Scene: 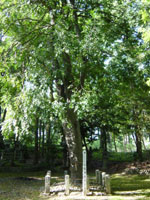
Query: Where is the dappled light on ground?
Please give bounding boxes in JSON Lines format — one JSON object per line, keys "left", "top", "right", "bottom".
{"left": 111, "top": 174, "right": 150, "bottom": 199}
{"left": 0, "top": 172, "right": 150, "bottom": 200}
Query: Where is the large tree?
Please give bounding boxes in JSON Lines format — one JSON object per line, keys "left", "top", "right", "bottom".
{"left": 0, "top": 0, "right": 145, "bottom": 179}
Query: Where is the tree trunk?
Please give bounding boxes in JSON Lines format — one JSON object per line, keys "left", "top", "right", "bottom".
{"left": 142, "top": 136, "right": 146, "bottom": 150}
{"left": 100, "top": 127, "right": 108, "bottom": 171}
{"left": 42, "top": 124, "right": 45, "bottom": 158}
{"left": 63, "top": 108, "right": 82, "bottom": 183}
{"left": 10, "top": 134, "right": 16, "bottom": 166}
{"left": 61, "top": 128, "right": 69, "bottom": 169}
{"left": 135, "top": 126, "right": 143, "bottom": 161}
{"left": 123, "top": 135, "right": 127, "bottom": 152}
{"left": 38, "top": 120, "right": 42, "bottom": 158}
{"left": 132, "top": 108, "right": 143, "bottom": 161}
{"left": 113, "top": 134, "right": 117, "bottom": 152}
{"left": 0, "top": 106, "right": 6, "bottom": 150}
{"left": 34, "top": 117, "right": 39, "bottom": 165}
{"left": 45, "top": 123, "right": 51, "bottom": 166}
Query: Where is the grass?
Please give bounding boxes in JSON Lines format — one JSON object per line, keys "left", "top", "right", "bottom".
{"left": 0, "top": 171, "right": 46, "bottom": 200}
{"left": 0, "top": 171, "right": 61, "bottom": 200}
{"left": 111, "top": 174, "right": 150, "bottom": 200}
{"left": 0, "top": 171, "right": 150, "bottom": 200}
{"left": 0, "top": 177, "right": 43, "bottom": 200}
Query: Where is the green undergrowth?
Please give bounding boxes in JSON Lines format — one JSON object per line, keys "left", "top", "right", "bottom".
{"left": 0, "top": 171, "right": 45, "bottom": 178}
{"left": 92, "top": 150, "right": 150, "bottom": 163}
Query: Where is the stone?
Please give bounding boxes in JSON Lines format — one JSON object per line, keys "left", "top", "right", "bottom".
{"left": 98, "top": 171, "right": 102, "bottom": 185}
{"left": 105, "top": 174, "right": 111, "bottom": 194}
{"left": 82, "top": 148, "right": 87, "bottom": 196}
{"left": 102, "top": 172, "right": 106, "bottom": 187}
{"left": 45, "top": 174, "right": 50, "bottom": 193}
{"left": 65, "top": 175, "right": 70, "bottom": 195}
{"left": 87, "top": 175, "right": 89, "bottom": 191}
{"left": 100, "top": 171, "right": 103, "bottom": 185}
{"left": 86, "top": 191, "right": 93, "bottom": 196}
{"left": 58, "top": 192, "right": 65, "bottom": 197}
{"left": 95, "top": 169, "right": 99, "bottom": 184}
{"left": 47, "top": 170, "right": 51, "bottom": 176}
{"left": 64, "top": 170, "right": 68, "bottom": 177}
{"left": 95, "top": 192, "right": 104, "bottom": 196}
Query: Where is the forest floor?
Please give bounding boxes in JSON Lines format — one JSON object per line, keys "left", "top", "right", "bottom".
{"left": 0, "top": 170, "right": 150, "bottom": 200}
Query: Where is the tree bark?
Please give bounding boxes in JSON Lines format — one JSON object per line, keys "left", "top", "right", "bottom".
{"left": 132, "top": 108, "right": 143, "bottom": 161}
{"left": 55, "top": 53, "right": 83, "bottom": 182}
{"left": 113, "top": 134, "right": 117, "bottom": 152}
{"left": 123, "top": 135, "right": 127, "bottom": 152}
{"left": 33, "top": 117, "right": 39, "bottom": 165}
{"left": 38, "top": 120, "right": 42, "bottom": 158}
{"left": 42, "top": 124, "right": 45, "bottom": 158}
{"left": 63, "top": 108, "right": 82, "bottom": 183}
{"left": 61, "top": 128, "right": 69, "bottom": 169}
{"left": 100, "top": 127, "right": 108, "bottom": 171}
{"left": 134, "top": 126, "right": 143, "bottom": 161}
{"left": 0, "top": 106, "right": 6, "bottom": 150}
{"left": 45, "top": 123, "right": 51, "bottom": 166}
